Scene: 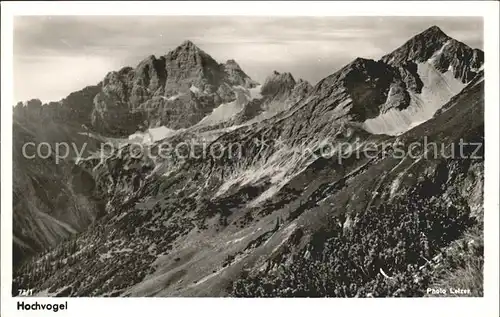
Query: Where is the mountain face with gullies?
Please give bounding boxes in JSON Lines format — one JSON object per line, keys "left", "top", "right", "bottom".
{"left": 381, "top": 25, "right": 484, "bottom": 82}
{"left": 229, "top": 71, "right": 314, "bottom": 126}
{"left": 13, "top": 26, "right": 485, "bottom": 298}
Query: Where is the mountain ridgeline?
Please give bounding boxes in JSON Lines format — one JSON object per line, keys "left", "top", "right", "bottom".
{"left": 13, "top": 25, "right": 484, "bottom": 297}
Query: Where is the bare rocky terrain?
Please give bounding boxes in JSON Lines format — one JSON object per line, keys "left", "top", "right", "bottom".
{"left": 12, "top": 25, "right": 484, "bottom": 297}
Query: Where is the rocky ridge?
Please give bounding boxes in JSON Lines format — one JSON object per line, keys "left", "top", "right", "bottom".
{"left": 91, "top": 41, "right": 259, "bottom": 136}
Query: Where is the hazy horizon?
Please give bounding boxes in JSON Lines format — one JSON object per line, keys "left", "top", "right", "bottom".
{"left": 14, "top": 16, "right": 483, "bottom": 103}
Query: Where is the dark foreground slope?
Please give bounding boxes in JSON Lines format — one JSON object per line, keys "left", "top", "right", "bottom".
{"left": 230, "top": 73, "right": 484, "bottom": 297}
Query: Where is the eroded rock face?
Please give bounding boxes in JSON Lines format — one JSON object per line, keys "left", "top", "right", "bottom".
{"left": 12, "top": 26, "right": 485, "bottom": 298}
{"left": 91, "top": 41, "right": 261, "bottom": 136}
{"left": 261, "top": 71, "right": 297, "bottom": 96}
{"left": 13, "top": 70, "right": 484, "bottom": 297}
{"left": 382, "top": 25, "right": 483, "bottom": 83}
{"left": 382, "top": 26, "right": 452, "bottom": 64}
{"left": 291, "top": 78, "right": 314, "bottom": 101}
{"left": 223, "top": 59, "right": 259, "bottom": 88}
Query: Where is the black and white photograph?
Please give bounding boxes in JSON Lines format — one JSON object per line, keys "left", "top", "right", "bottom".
{"left": 1, "top": 2, "right": 499, "bottom": 317}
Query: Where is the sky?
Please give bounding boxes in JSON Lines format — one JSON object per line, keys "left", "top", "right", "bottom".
{"left": 14, "top": 16, "right": 483, "bottom": 103}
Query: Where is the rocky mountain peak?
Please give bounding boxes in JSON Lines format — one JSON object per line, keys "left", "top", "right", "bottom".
{"left": 346, "top": 57, "right": 377, "bottom": 70}
{"left": 326, "top": 57, "right": 391, "bottom": 85}
{"left": 90, "top": 39, "right": 266, "bottom": 135}
{"left": 421, "top": 25, "right": 449, "bottom": 38}
{"left": 290, "top": 78, "right": 313, "bottom": 102}
{"left": 381, "top": 25, "right": 483, "bottom": 83}
{"left": 381, "top": 25, "right": 451, "bottom": 65}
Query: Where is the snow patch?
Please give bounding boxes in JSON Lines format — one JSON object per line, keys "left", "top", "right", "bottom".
{"left": 149, "top": 126, "right": 178, "bottom": 141}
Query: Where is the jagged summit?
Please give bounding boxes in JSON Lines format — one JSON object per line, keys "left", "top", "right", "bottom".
{"left": 223, "top": 59, "right": 258, "bottom": 88}
{"left": 268, "top": 71, "right": 296, "bottom": 83}
{"left": 165, "top": 40, "right": 213, "bottom": 62}
{"left": 261, "top": 71, "right": 297, "bottom": 96}
{"left": 225, "top": 59, "right": 240, "bottom": 67}
{"left": 160, "top": 40, "right": 225, "bottom": 92}
{"left": 421, "top": 25, "right": 449, "bottom": 38}
{"left": 316, "top": 57, "right": 387, "bottom": 89}
{"left": 381, "top": 25, "right": 483, "bottom": 83}
{"left": 179, "top": 39, "right": 199, "bottom": 50}
{"left": 350, "top": 57, "right": 374, "bottom": 65}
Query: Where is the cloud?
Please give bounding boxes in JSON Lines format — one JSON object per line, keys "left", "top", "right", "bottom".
{"left": 13, "top": 16, "right": 483, "bottom": 102}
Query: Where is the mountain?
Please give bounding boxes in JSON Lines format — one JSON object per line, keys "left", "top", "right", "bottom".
{"left": 252, "top": 71, "right": 313, "bottom": 119}
{"left": 12, "top": 26, "right": 484, "bottom": 297}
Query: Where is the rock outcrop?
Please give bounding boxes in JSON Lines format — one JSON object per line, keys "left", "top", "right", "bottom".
{"left": 91, "top": 41, "right": 261, "bottom": 136}
{"left": 382, "top": 25, "right": 484, "bottom": 83}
